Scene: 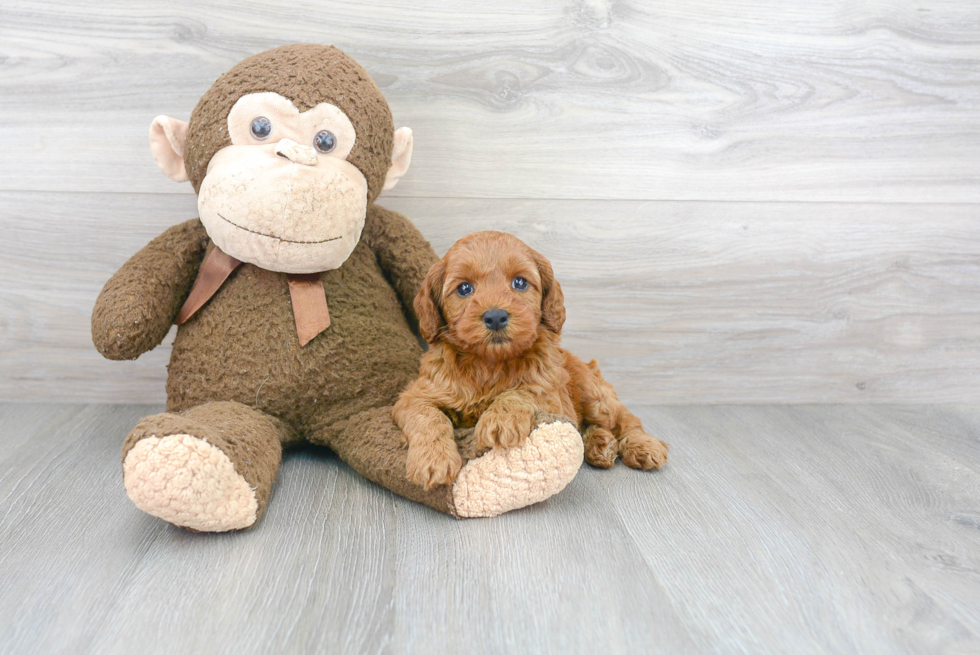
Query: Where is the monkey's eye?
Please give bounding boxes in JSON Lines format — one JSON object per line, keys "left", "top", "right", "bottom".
{"left": 512, "top": 276, "right": 528, "bottom": 291}
{"left": 314, "top": 130, "right": 337, "bottom": 153}
{"left": 250, "top": 117, "right": 272, "bottom": 140}
{"left": 456, "top": 282, "right": 474, "bottom": 297}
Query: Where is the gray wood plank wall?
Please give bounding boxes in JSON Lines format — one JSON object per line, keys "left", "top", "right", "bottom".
{"left": 1, "top": 0, "right": 978, "bottom": 404}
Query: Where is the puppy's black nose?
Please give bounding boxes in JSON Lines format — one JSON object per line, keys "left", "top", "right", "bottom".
{"left": 483, "top": 308, "right": 509, "bottom": 331}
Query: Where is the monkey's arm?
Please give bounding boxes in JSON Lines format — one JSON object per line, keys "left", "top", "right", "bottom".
{"left": 362, "top": 204, "right": 439, "bottom": 334}
{"left": 92, "top": 218, "right": 209, "bottom": 360}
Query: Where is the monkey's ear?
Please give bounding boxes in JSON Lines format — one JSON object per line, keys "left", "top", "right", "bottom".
{"left": 414, "top": 257, "right": 446, "bottom": 343}
{"left": 149, "top": 116, "right": 190, "bottom": 183}
{"left": 382, "top": 127, "right": 413, "bottom": 191}
{"left": 532, "top": 250, "right": 566, "bottom": 334}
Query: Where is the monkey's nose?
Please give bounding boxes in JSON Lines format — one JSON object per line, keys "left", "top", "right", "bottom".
{"left": 274, "top": 138, "right": 318, "bottom": 166}
{"left": 482, "top": 308, "right": 509, "bottom": 331}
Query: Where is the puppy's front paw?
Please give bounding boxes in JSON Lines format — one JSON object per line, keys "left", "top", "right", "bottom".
{"left": 474, "top": 403, "right": 535, "bottom": 449}
{"left": 621, "top": 432, "right": 668, "bottom": 470}
{"left": 406, "top": 439, "right": 463, "bottom": 489}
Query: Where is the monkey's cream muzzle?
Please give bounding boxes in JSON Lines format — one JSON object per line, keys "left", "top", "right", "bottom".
{"left": 197, "top": 140, "right": 368, "bottom": 274}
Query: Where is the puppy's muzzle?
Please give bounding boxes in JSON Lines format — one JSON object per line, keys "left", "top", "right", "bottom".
{"left": 483, "top": 308, "right": 509, "bottom": 331}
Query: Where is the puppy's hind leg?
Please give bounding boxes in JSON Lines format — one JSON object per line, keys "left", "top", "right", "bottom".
{"left": 617, "top": 416, "right": 668, "bottom": 471}
{"left": 580, "top": 359, "right": 668, "bottom": 471}
{"left": 583, "top": 425, "right": 618, "bottom": 468}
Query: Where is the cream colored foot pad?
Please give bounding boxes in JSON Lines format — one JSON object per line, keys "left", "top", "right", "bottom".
{"left": 123, "top": 434, "right": 258, "bottom": 532}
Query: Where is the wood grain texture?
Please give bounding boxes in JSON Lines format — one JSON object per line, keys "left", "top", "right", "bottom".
{"left": 0, "top": 0, "right": 978, "bottom": 201}
{"left": 2, "top": 191, "right": 978, "bottom": 404}
{"left": 0, "top": 403, "right": 978, "bottom": 654}
{"left": 607, "top": 404, "right": 980, "bottom": 654}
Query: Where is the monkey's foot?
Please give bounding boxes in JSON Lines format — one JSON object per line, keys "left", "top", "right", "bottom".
{"left": 450, "top": 412, "right": 584, "bottom": 518}
{"left": 124, "top": 433, "right": 259, "bottom": 532}
{"left": 121, "top": 403, "right": 284, "bottom": 532}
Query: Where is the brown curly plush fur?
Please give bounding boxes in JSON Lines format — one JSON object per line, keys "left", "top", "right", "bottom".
{"left": 93, "top": 203, "right": 446, "bottom": 516}
{"left": 393, "top": 231, "right": 668, "bottom": 489}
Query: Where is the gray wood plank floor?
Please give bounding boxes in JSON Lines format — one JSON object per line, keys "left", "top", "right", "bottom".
{"left": 1, "top": 403, "right": 978, "bottom": 654}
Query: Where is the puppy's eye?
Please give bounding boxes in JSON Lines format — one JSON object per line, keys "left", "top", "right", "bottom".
{"left": 512, "top": 276, "right": 528, "bottom": 291}
{"left": 251, "top": 117, "right": 272, "bottom": 140}
{"left": 457, "top": 282, "right": 474, "bottom": 297}
{"left": 314, "top": 130, "right": 336, "bottom": 153}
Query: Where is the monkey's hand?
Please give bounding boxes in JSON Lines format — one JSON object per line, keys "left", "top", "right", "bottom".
{"left": 474, "top": 390, "right": 537, "bottom": 450}
{"left": 92, "top": 219, "right": 207, "bottom": 360}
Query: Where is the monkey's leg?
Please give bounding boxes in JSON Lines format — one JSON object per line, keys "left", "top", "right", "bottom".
{"left": 321, "top": 408, "right": 584, "bottom": 518}
{"left": 121, "top": 401, "right": 289, "bottom": 532}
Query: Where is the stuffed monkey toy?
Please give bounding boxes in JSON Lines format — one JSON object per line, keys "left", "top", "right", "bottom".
{"left": 91, "top": 44, "right": 583, "bottom": 531}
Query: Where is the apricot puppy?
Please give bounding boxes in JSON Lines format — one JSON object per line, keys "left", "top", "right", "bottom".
{"left": 393, "top": 231, "right": 668, "bottom": 489}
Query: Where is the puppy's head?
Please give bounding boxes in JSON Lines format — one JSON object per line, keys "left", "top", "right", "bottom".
{"left": 415, "top": 231, "right": 565, "bottom": 359}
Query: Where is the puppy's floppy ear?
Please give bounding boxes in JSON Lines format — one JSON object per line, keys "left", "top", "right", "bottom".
{"left": 414, "top": 258, "right": 447, "bottom": 343}
{"left": 532, "top": 249, "right": 565, "bottom": 334}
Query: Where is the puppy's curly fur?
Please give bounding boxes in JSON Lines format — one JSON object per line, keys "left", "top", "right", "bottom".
{"left": 393, "top": 231, "right": 668, "bottom": 489}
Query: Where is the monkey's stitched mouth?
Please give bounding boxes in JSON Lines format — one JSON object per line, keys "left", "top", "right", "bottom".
{"left": 217, "top": 213, "right": 343, "bottom": 245}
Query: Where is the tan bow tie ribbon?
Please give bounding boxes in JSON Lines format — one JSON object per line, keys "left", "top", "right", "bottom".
{"left": 175, "top": 246, "right": 331, "bottom": 347}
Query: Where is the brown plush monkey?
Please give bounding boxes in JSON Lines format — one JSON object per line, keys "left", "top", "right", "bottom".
{"left": 92, "top": 44, "right": 583, "bottom": 531}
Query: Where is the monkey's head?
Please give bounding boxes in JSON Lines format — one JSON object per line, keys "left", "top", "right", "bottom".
{"left": 149, "top": 44, "right": 412, "bottom": 274}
